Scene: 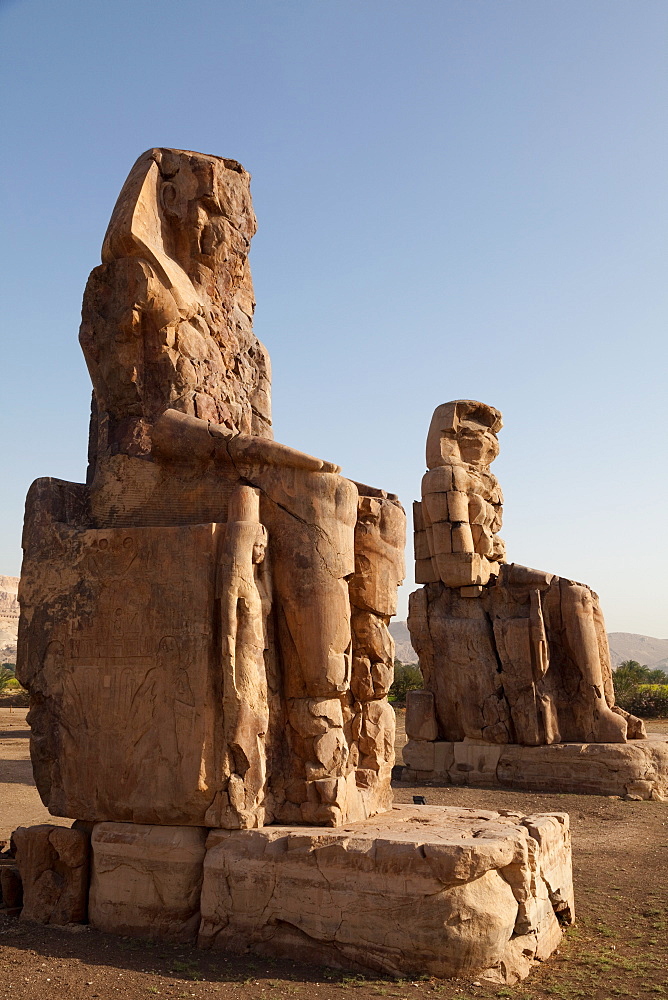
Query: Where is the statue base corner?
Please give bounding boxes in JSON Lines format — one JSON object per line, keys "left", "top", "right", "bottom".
{"left": 401, "top": 735, "right": 668, "bottom": 800}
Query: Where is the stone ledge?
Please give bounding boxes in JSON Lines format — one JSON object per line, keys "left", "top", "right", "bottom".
{"left": 198, "top": 804, "right": 573, "bottom": 983}
{"left": 402, "top": 736, "right": 668, "bottom": 800}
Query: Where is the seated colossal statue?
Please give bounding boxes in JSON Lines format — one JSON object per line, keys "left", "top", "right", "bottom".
{"left": 17, "top": 148, "right": 405, "bottom": 828}
{"left": 408, "top": 400, "right": 644, "bottom": 747}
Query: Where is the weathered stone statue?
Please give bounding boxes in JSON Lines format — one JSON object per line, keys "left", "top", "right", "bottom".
{"left": 12, "top": 157, "right": 578, "bottom": 984}
{"left": 17, "top": 148, "right": 405, "bottom": 828}
{"left": 408, "top": 399, "right": 644, "bottom": 749}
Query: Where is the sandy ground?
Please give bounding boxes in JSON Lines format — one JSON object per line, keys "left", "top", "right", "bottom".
{"left": 0, "top": 707, "right": 71, "bottom": 843}
{"left": 1, "top": 708, "right": 667, "bottom": 1000}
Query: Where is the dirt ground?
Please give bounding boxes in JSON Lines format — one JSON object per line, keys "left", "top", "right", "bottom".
{"left": 1, "top": 707, "right": 667, "bottom": 1000}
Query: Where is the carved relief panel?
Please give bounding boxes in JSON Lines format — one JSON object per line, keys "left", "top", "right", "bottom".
{"left": 20, "top": 520, "right": 227, "bottom": 825}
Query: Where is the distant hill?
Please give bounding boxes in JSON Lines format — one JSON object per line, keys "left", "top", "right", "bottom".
{"left": 389, "top": 620, "right": 668, "bottom": 670}
{"left": 607, "top": 633, "right": 668, "bottom": 670}
{"left": 389, "top": 621, "right": 416, "bottom": 664}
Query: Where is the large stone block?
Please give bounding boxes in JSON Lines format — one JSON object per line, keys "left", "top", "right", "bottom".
{"left": 19, "top": 514, "right": 229, "bottom": 826}
{"left": 405, "top": 689, "right": 438, "bottom": 741}
{"left": 451, "top": 740, "right": 503, "bottom": 787}
{"left": 497, "top": 737, "right": 668, "bottom": 800}
{"left": 401, "top": 737, "right": 668, "bottom": 799}
{"left": 198, "top": 804, "right": 573, "bottom": 983}
{"left": 402, "top": 739, "right": 435, "bottom": 771}
{"left": 89, "top": 823, "right": 207, "bottom": 942}
{"left": 13, "top": 823, "right": 89, "bottom": 924}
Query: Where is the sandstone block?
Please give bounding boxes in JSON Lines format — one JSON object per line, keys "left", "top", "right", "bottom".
{"left": 350, "top": 495, "right": 405, "bottom": 617}
{"left": 199, "top": 804, "right": 573, "bottom": 983}
{"left": 415, "top": 557, "right": 439, "bottom": 584}
{"left": 451, "top": 741, "right": 502, "bottom": 786}
{"left": 433, "top": 551, "right": 490, "bottom": 588}
{"left": 451, "top": 522, "right": 475, "bottom": 553}
{"left": 423, "top": 492, "right": 449, "bottom": 525}
{"left": 497, "top": 738, "right": 668, "bottom": 799}
{"left": 431, "top": 521, "right": 452, "bottom": 555}
{"left": 422, "top": 468, "right": 452, "bottom": 495}
{"left": 19, "top": 517, "right": 230, "bottom": 825}
{"left": 403, "top": 741, "right": 455, "bottom": 777}
{"left": 447, "top": 491, "right": 470, "bottom": 522}
{"left": 89, "top": 823, "right": 207, "bottom": 942}
{"left": 403, "top": 739, "right": 435, "bottom": 771}
{"left": 413, "top": 500, "right": 425, "bottom": 532}
{"left": 434, "top": 740, "right": 455, "bottom": 774}
{"left": 413, "top": 529, "right": 430, "bottom": 562}
{"left": 405, "top": 689, "right": 438, "bottom": 741}
{"left": 403, "top": 737, "right": 668, "bottom": 799}
{"left": 13, "top": 824, "right": 89, "bottom": 924}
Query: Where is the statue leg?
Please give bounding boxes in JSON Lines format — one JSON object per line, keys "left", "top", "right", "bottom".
{"left": 258, "top": 468, "right": 358, "bottom": 824}
{"left": 558, "top": 579, "right": 627, "bottom": 743}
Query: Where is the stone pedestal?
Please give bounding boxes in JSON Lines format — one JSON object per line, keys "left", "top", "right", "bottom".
{"left": 15, "top": 805, "right": 572, "bottom": 982}
{"left": 402, "top": 736, "right": 668, "bottom": 800}
{"left": 198, "top": 804, "right": 573, "bottom": 984}
{"left": 89, "top": 823, "right": 207, "bottom": 942}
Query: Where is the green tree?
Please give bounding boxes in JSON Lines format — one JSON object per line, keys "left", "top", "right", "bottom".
{"left": 389, "top": 661, "right": 423, "bottom": 704}
{"left": 613, "top": 660, "right": 668, "bottom": 699}
{"left": 0, "top": 665, "right": 16, "bottom": 691}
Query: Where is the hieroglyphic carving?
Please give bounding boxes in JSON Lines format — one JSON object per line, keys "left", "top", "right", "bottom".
{"left": 19, "top": 511, "right": 226, "bottom": 824}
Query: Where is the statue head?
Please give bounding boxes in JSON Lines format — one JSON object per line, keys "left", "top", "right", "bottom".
{"left": 426, "top": 400, "right": 502, "bottom": 470}
{"left": 101, "top": 148, "right": 257, "bottom": 307}
{"left": 252, "top": 535, "right": 267, "bottom": 565}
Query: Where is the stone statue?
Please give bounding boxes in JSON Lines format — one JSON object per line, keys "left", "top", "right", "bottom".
{"left": 408, "top": 400, "right": 644, "bottom": 748}
{"left": 11, "top": 156, "right": 582, "bottom": 986}
{"left": 17, "top": 148, "right": 405, "bottom": 828}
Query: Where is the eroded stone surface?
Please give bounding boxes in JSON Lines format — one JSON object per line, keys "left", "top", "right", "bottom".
{"left": 402, "top": 737, "right": 668, "bottom": 800}
{"left": 13, "top": 823, "right": 89, "bottom": 924}
{"left": 81, "top": 148, "right": 271, "bottom": 456}
{"left": 19, "top": 512, "right": 229, "bottom": 825}
{"left": 405, "top": 689, "right": 438, "bottom": 741}
{"left": 89, "top": 823, "right": 207, "bottom": 942}
{"left": 199, "top": 804, "right": 573, "bottom": 983}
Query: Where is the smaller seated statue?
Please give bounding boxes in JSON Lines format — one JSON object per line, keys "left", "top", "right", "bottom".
{"left": 409, "top": 400, "right": 644, "bottom": 746}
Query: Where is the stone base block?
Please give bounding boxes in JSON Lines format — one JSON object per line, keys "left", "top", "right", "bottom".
{"left": 402, "top": 736, "right": 668, "bottom": 800}
{"left": 13, "top": 823, "right": 90, "bottom": 924}
{"left": 89, "top": 823, "right": 207, "bottom": 942}
{"left": 198, "top": 804, "right": 574, "bottom": 984}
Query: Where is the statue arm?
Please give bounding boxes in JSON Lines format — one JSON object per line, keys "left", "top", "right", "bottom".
{"left": 152, "top": 408, "right": 341, "bottom": 473}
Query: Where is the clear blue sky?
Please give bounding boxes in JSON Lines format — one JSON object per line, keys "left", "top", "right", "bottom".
{"left": 1, "top": 0, "right": 666, "bottom": 635}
